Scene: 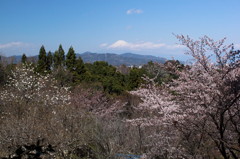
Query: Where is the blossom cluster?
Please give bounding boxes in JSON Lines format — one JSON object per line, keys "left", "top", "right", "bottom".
{"left": 0, "top": 64, "right": 71, "bottom": 107}
{"left": 126, "top": 36, "right": 240, "bottom": 158}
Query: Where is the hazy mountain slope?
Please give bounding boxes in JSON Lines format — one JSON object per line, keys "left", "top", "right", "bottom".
{"left": 1, "top": 52, "right": 167, "bottom": 66}
{"left": 78, "top": 52, "right": 166, "bottom": 66}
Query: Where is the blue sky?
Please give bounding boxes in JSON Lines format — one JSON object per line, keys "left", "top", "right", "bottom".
{"left": 0, "top": 0, "right": 239, "bottom": 61}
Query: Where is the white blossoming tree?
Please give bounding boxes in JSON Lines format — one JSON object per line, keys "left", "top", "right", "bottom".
{"left": 0, "top": 64, "right": 71, "bottom": 151}
{"left": 0, "top": 64, "right": 70, "bottom": 108}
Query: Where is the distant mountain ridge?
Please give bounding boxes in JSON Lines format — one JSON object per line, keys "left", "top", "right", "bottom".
{"left": 77, "top": 52, "right": 167, "bottom": 66}
{"left": 1, "top": 52, "right": 167, "bottom": 66}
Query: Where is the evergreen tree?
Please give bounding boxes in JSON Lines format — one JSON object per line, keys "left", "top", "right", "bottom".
{"left": 53, "top": 45, "right": 65, "bottom": 69}
{"left": 66, "top": 46, "right": 76, "bottom": 72}
{"left": 0, "top": 62, "right": 6, "bottom": 85}
{"left": 75, "top": 58, "right": 85, "bottom": 74}
{"left": 127, "top": 67, "right": 145, "bottom": 90}
{"left": 53, "top": 50, "right": 60, "bottom": 69}
{"left": 58, "top": 44, "right": 65, "bottom": 67}
{"left": 37, "top": 45, "right": 47, "bottom": 74}
{"left": 46, "top": 51, "right": 53, "bottom": 71}
{"left": 21, "top": 53, "right": 27, "bottom": 64}
{"left": 72, "top": 57, "right": 86, "bottom": 82}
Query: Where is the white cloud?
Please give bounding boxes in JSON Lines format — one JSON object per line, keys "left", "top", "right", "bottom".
{"left": 165, "top": 44, "right": 186, "bottom": 49}
{"left": 104, "top": 40, "right": 185, "bottom": 50}
{"left": 126, "top": 9, "right": 143, "bottom": 15}
{"left": 0, "top": 42, "right": 27, "bottom": 49}
{"left": 0, "top": 42, "right": 36, "bottom": 56}
{"left": 108, "top": 40, "right": 165, "bottom": 50}
{"left": 235, "top": 43, "right": 240, "bottom": 49}
{"left": 100, "top": 43, "right": 108, "bottom": 47}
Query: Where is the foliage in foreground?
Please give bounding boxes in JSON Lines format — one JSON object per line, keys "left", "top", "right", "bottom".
{"left": 0, "top": 64, "right": 143, "bottom": 158}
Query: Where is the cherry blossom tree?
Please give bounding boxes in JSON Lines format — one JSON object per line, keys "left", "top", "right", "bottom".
{"left": 173, "top": 35, "right": 240, "bottom": 159}
{"left": 128, "top": 35, "right": 240, "bottom": 158}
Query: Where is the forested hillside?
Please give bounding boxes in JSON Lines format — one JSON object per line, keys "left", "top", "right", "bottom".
{"left": 0, "top": 36, "right": 240, "bottom": 159}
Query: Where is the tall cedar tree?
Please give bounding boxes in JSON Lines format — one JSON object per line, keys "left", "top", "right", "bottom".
{"left": 21, "top": 53, "right": 27, "bottom": 64}
{"left": 46, "top": 51, "right": 53, "bottom": 71}
{"left": 37, "top": 46, "right": 47, "bottom": 74}
{"left": 53, "top": 45, "right": 65, "bottom": 69}
{"left": 58, "top": 44, "right": 65, "bottom": 67}
{"left": 66, "top": 46, "right": 76, "bottom": 72}
{"left": 53, "top": 50, "right": 59, "bottom": 69}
